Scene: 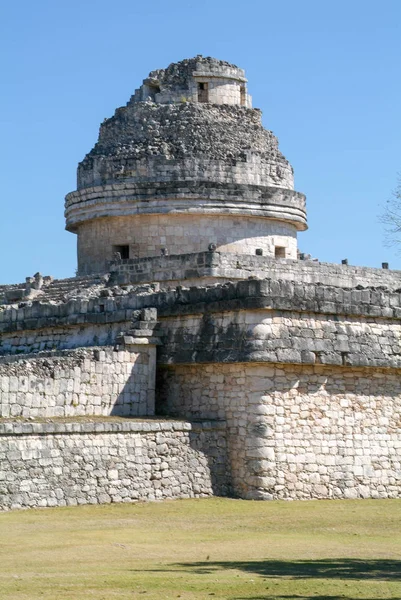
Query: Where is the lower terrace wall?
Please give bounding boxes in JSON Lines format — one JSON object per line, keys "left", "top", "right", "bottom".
{"left": 0, "top": 420, "right": 229, "bottom": 510}
{"left": 0, "top": 346, "right": 155, "bottom": 418}
{"left": 157, "top": 363, "right": 401, "bottom": 501}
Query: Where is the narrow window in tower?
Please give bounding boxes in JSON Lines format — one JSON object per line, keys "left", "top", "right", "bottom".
{"left": 275, "top": 246, "right": 286, "bottom": 259}
{"left": 113, "top": 245, "right": 130, "bottom": 260}
{"left": 240, "top": 85, "right": 246, "bottom": 106}
{"left": 198, "top": 82, "right": 209, "bottom": 103}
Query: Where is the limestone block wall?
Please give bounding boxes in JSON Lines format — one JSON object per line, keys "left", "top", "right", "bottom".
{"left": 74, "top": 102, "right": 295, "bottom": 192}
{"left": 0, "top": 346, "right": 155, "bottom": 418}
{"left": 0, "top": 299, "right": 156, "bottom": 356}
{"left": 0, "top": 322, "right": 126, "bottom": 356}
{"left": 158, "top": 307, "right": 401, "bottom": 369}
{"left": 157, "top": 363, "right": 401, "bottom": 501}
{"left": 74, "top": 155, "right": 294, "bottom": 192}
{"left": 76, "top": 214, "right": 297, "bottom": 275}
{"left": 132, "top": 58, "right": 250, "bottom": 107}
{"left": 108, "top": 251, "right": 401, "bottom": 290}
{"left": 150, "top": 76, "right": 251, "bottom": 106}
{"left": 1, "top": 277, "right": 401, "bottom": 504}
{"left": 189, "top": 76, "right": 250, "bottom": 106}
{"left": 0, "top": 420, "right": 229, "bottom": 510}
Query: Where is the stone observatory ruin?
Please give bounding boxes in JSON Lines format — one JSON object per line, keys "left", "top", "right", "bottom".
{"left": 1, "top": 55, "right": 401, "bottom": 510}
{"left": 66, "top": 56, "right": 305, "bottom": 274}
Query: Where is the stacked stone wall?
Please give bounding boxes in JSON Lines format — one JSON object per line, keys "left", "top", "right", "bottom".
{"left": 0, "top": 322, "right": 126, "bottom": 356}
{"left": 108, "top": 251, "right": 401, "bottom": 290}
{"left": 0, "top": 420, "right": 228, "bottom": 510}
{"left": 2, "top": 277, "right": 401, "bottom": 504}
{"left": 132, "top": 56, "right": 249, "bottom": 106}
{"left": 2, "top": 278, "right": 401, "bottom": 366}
{"left": 75, "top": 155, "right": 292, "bottom": 192}
{"left": 157, "top": 363, "right": 401, "bottom": 500}
{"left": 158, "top": 308, "right": 401, "bottom": 368}
{"left": 76, "top": 103, "right": 293, "bottom": 190}
{"left": 76, "top": 214, "right": 297, "bottom": 274}
{"left": 0, "top": 346, "right": 155, "bottom": 418}
{"left": 3, "top": 278, "right": 401, "bottom": 331}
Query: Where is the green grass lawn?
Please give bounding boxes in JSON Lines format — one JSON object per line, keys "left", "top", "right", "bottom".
{"left": 0, "top": 497, "right": 400, "bottom": 600}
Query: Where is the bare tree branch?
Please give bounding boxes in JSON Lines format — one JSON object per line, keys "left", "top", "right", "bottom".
{"left": 379, "top": 176, "right": 401, "bottom": 248}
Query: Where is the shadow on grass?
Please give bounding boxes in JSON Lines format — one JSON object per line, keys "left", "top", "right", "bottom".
{"left": 131, "top": 559, "right": 401, "bottom": 598}
{"left": 170, "top": 558, "right": 401, "bottom": 581}
{"left": 232, "top": 597, "right": 401, "bottom": 600}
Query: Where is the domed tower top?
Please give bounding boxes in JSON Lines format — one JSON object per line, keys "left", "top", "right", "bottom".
{"left": 65, "top": 56, "right": 307, "bottom": 275}
{"left": 131, "top": 55, "right": 252, "bottom": 107}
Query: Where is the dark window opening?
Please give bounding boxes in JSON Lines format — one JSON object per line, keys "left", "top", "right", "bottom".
{"left": 275, "top": 246, "right": 286, "bottom": 259}
{"left": 198, "top": 82, "right": 209, "bottom": 103}
{"left": 113, "top": 245, "right": 130, "bottom": 260}
{"left": 240, "top": 85, "right": 246, "bottom": 106}
{"left": 147, "top": 84, "right": 160, "bottom": 101}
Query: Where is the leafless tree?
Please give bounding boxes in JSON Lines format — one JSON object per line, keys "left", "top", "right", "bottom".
{"left": 381, "top": 177, "right": 401, "bottom": 249}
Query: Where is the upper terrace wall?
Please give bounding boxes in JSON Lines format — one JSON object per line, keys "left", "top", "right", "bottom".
{"left": 107, "top": 251, "right": 401, "bottom": 290}
{"left": 2, "top": 279, "right": 401, "bottom": 369}
{"left": 3, "top": 253, "right": 398, "bottom": 309}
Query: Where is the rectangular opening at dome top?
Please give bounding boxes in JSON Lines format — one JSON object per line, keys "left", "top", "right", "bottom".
{"left": 275, "top": 246, "right": 286, "bottom": 259}
{"left": 113, "top": 245, "right": 129, "bottom": 260}
{"left": 147, "top": 84, "right": 160, "bottom": 101}
{"left": 240, "top": 85, "right": 246, "bottom": 106}
{"left": 198, "top": 82, "right": 209, "bottom": 103}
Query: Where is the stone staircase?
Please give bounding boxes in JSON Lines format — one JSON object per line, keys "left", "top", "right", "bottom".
{"left": 0, "top": 274, "right": 107, "bottom": 306}
{"left": 42, "top": 274, "right": 106, "bottom": 302}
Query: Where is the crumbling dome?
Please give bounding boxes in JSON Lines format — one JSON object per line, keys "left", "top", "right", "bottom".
{"left": 65, "top": 56, "right": 307, "bottom": 275}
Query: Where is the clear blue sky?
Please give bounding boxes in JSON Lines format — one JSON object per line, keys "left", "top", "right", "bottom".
{"left": 1, "top": 0, "right": 401, "bottom": 283}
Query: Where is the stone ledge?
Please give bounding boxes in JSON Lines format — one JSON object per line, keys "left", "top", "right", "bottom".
{"left": 0, "top": 419, "right": 226, "bottom": 436}
{"left": 192, "top": 70, "right": 247, "bottom": 82}
{"left": 65, "top": 181, "right": 307, "bottom": 231}
{"left": 2, "top": 278, "right": 401, "bottom": 340}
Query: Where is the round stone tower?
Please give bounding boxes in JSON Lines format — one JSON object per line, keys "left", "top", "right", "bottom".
{"left": 65, "top": 56, "right": 307, "bottom": 275}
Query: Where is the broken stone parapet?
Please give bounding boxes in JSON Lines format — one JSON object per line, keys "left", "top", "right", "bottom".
{"left": 130, "top": 56, "right": 250, "bottom": 106}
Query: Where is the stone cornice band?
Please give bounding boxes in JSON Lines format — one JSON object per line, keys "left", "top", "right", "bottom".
{"left": 65, "top": 182, "right": 307, "bottom": 232}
